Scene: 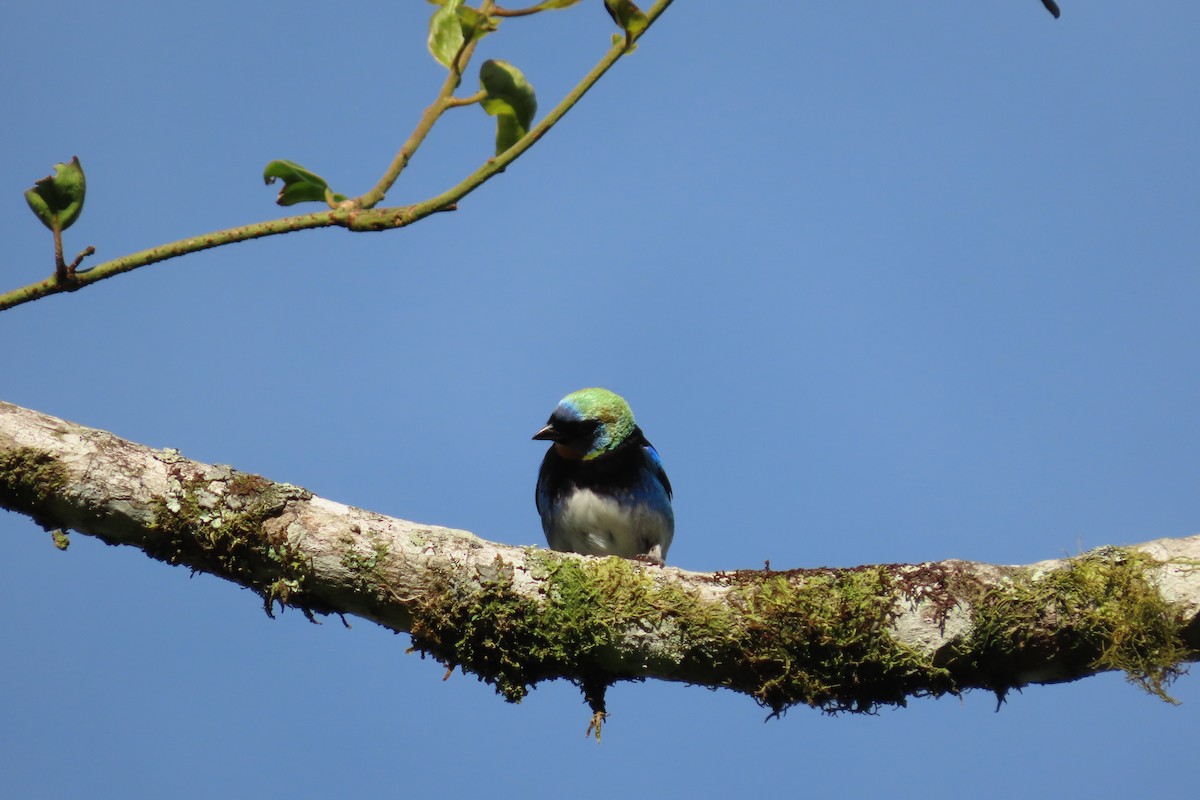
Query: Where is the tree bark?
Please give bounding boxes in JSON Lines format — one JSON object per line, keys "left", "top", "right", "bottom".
{"left": 2, "top": 399, "right": 1197, "bottom": 724}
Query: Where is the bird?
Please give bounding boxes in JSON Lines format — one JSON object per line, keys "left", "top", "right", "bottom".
{"left": 533, "top": 387, "right": 674, "bottom": 564}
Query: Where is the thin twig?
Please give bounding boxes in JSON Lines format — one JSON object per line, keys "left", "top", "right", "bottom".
{"left": 51, "top": 219, "right": 66, "bottom": 282}
{"left": 68, "top": 246, "right": 96, "bottom": 275}
{"left": 445, "top": 90, "right": 488, "bottom": 109}
{"left": 0, "top": 0, "right": 675, "bottom": 312}
{"left": 493, "top": 4, "right": 544, "bottom": 17}
{"left": 353, "top": 1, "right": 497, "bottom": 209}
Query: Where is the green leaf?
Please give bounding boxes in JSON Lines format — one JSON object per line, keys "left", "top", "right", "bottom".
{"left": 536, "top": 0, "right": 584, "bottom": 9}
{"left": 604, "top": 0, "right": 648, "bottom": 37}
{"left": 479, "top": 59, "right": 537, "bottom": 155}
{"left": 263, "top": 160, "right": 334, "bottom": 206}
{"left": 428, "top": 0, "right": 465, "bottom": 69}
{"left": 610, "top": 31, "right": 638, "bottom": 53}
{"left": 25, "top": 157, "right": 86, "bottom": 232}
{"left": 456, "top": 5, "right": 497, "bottom": 43}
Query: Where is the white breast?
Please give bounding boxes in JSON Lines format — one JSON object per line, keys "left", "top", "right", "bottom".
{"left": 548, "top": 488, "right": 672, "bottom": 560}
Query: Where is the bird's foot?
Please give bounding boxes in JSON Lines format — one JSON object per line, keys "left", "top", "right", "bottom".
{"left": 632, "top": 545, "right": 665, "bottom": 566}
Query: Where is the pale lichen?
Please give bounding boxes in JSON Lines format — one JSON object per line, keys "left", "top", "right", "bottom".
{"left": 148, "top": 463, "right": 315, "bottom": 617}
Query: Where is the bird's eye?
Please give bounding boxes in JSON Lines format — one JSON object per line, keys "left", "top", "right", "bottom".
{"left": 555, "top": 416, "right": 600, "bottom": 445}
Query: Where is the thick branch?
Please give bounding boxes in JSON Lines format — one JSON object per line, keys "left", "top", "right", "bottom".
{"left": 1, "top": 399, "right": 1195, "bottom": 718}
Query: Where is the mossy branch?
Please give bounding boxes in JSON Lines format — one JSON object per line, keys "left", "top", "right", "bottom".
{"left": 0, "top": 0, "right": 674, "bottom": 313}
{"left": 2, "top": 398, "right": 1195, "bottom": 725}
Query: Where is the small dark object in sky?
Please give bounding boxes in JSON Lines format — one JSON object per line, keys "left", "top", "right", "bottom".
{"left": 1042, "top": 0, "right": 1061, "bottom": 18}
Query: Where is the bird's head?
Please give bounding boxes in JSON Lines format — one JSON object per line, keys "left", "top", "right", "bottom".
{"left": 532, "top": 387, "right": 636, "bottom": 461}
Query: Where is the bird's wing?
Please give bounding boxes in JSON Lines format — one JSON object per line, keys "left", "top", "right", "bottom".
{"left": 642, "top": 444, "right": 672, "bottom": 499}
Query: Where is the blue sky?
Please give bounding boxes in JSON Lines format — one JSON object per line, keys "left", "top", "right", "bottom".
{"left": 2, "top": 1, "right": 1198, "bottom": 796}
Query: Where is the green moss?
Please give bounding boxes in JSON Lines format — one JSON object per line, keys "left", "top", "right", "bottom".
{"left": 966, "top": 546, "right": 1189, "bottom": 701}
{"left": 339, "top": 527, "right": 392, "bottom": 602}
{"left": 0, "top": 447, "right": 70, "bottom": 529}
{"left": 148, "top": 466, "right": 314, "bottom": 617}
{"left": 408, "top": 554, "right": 959, "bottom": 718}
{"left": 732, "top": 566, "right": 954, "bottom": 715}
{"left": 410, "top": 554, "right": 602, "bottom": 703}
{"left": 410, "top": 553, "right": 732, "bottom": 710}
{"left": 227, "top": 472, "right": 270, "bottom": 498}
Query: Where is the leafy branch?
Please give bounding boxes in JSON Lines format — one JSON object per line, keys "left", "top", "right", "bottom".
{"left": 1, "top": 0, "right": 672, "bottom": 312}
{"left": 2, "top": 0, "right": 1064, "bottom": 313}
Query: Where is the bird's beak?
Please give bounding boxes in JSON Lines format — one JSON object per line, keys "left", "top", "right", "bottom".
{"left": 532, "top": 423, "right": 559, "bottom": 441}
